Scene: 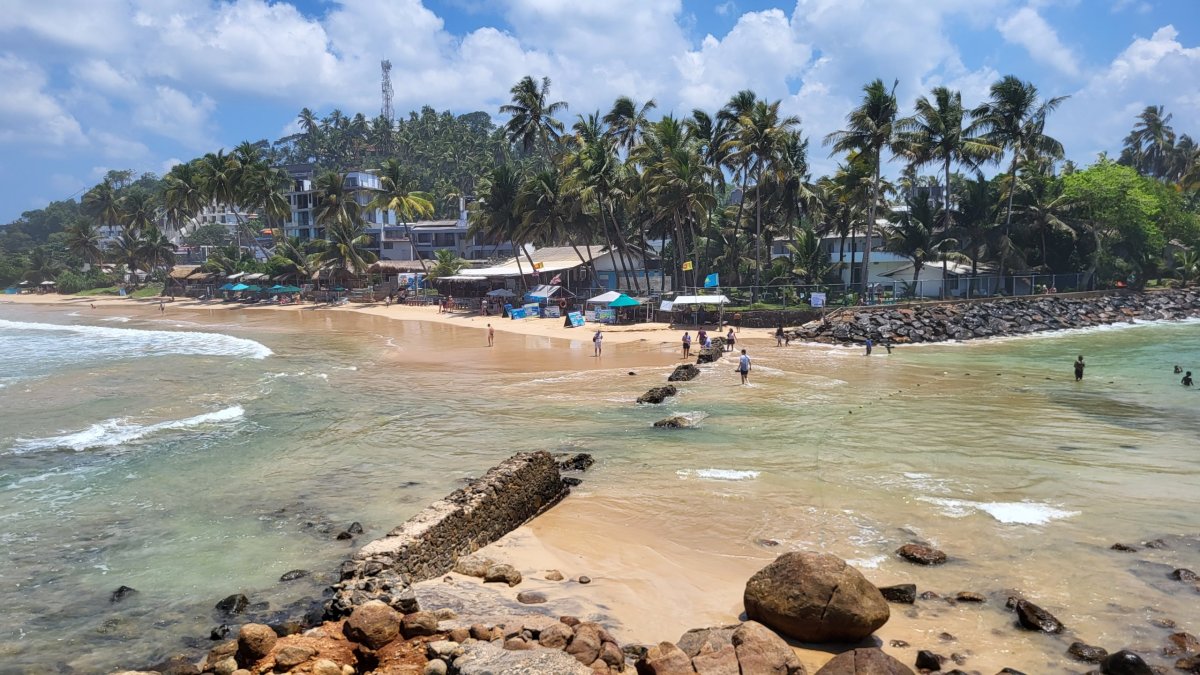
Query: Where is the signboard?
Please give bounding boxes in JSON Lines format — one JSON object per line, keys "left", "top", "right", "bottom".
{"left": 567, "top": 311, "right": 585, "bottom": 328}
{"left": 594, "top": 307, "right": 616, "bottom": 323}
{"left": 510, "top": 308, "right": 527, "bottom": 320}
{"left": 585, "top": 310, "right": 596, "bottom": 322}
{"left": 810, "top": 292, "right": 826, "bottom": 308}
{"left": 659, "top": 300, "right": 674, "bottom": 312}
{"left": 544, "top": 305, "right": 562, "bottom": 318}
{"left": 522, "top": 302, "right": 541, "bottom": 318}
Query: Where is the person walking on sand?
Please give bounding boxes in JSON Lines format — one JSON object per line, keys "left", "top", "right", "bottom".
{"left": 159, "top": 301, "right": 165, "bottom": 313}
{"left": 726, "top": 328, "right": 736, "bottom": 353}
{"left": 682, "top": 331, "right": 692, "bottom": 358}
{"left": 593, "top": 329, "right": 603, "bottom": 357}
{"left": 1183, "top": 371, "right": 1194, "bottom": 387}
{"left": 1074, "top": 355, "right": 1086, "bottom": 381}
{"left": 775, "top": 326, "right": 785, "bottom": 347}
{"left": 738, "top": 349, "right": 752, "bottom": 385}
{"left": 487, "top": 323, "right": 494, "bottom": 347}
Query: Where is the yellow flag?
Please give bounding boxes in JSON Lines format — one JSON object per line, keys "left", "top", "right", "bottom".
{"left": 681, "top": 261, "right": 694, "bottom": 271}
{"left": 533, "top": 262, "right": 545, "bottom": 270}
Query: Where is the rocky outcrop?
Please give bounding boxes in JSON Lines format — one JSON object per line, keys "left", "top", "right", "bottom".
{"left": 743, "top": 552, "right": 890, "bottom": 643}
{"left": 696, "top": 337, "right": 727, "bottom": 364}
{"left": 788, "top": 290, "right": 1200, "bottom": 345}
{"left": 637, "top": 621, "right": 804, "bottom": 675}
{"left": 326, "top": 452, "right": 570, "bottom": 618}
{"left": 667, "top": 364, "right": 700, "bottom": 382}
{"left": 653, "top": 416, "right": 693, "bottom": 429}
{"left": 637, "top": 385, "right": 678, "bottom": 405}
{"left": 878, "top": 584, "right": 916, "bottom": 604}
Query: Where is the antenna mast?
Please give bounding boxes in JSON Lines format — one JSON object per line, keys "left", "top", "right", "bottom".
{"left": 380, "top": 59, "right": 394, "bottom": 156}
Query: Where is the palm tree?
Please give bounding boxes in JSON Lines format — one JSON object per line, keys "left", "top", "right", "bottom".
{"left": 471, "top": 165, "right": 529, "bottom": 292}
{"left": 885, "top": 199, "right": 938, "bottom": 285}
{"left": 1175, "top": 248, "right": 1199, "bottom": 286}
{"left": 22, "top": 247, "right": 62, "bottom": 285}
{"left": 1012, "top": 177, "right": 1077, "bottom": 269}
{"left": 566, "top": 113, "right": 638, "bottom": 291}
{"left": 895, "top": 87, "right": 996, "bottom": 228}
{"left": 162, "top": 161, "right": 206, "bottom": 239}
{"left": 426, "top": 248, "right": 466, "bottom": 281}
{"left": 65, "top": 220, "right": 103, "bottom": 269}
{"left": 312, "top": 219, "right": 377, "bottom": 281}
{"left": 785, "top": 223, "right": 832, "bottom": 285}
{"left": 1121, "top": 105, "right": 1175, "bottom": 179}
{"left": 82, "top": 180, "right": 122, "bottom": 236}
{"left": 825, "top": 79, "right": 901, "bottom": 296}
{"left": 500, "top": 75, "right": 568, "bottom": 161}
{"left": 969, "top": 75, "right": 1067, "bottom": 289}
{"left": 369, "top": 159, "right": 435, "bottom": 275}
{"left": 137, "top": 228, "right": 178, "bottom": 279}
{"left": 119, "top": 190, "right": 159, "bottom": 237}
{"left": 604, "top": 96, "right": 657, "bottom": 156}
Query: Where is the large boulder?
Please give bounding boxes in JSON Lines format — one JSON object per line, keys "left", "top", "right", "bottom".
{"left": 814, "top": 648, "right": 913, "bottom": 675}
{"left": 668, "top": 364, "right": 701, "bottom": 382}
{"left": 636, "top": 641, "right": 695, "bottom": 675}
{"left": 236, "top": 623, "right": 277, "bottom": 665}
{"left": 731, "top": 621, "right": 806, "bottom": 674}
{"left": 744, "top": 552, "right": 890, "bottom": 642}
{"left": 1100, "top": 650, "right": 1153, "bottom": 675}
{"left": 344, "top": 600, "right": 402, "bottom": 649}
{"left": 455, "top": 640, "right": 592, "bottom": 675}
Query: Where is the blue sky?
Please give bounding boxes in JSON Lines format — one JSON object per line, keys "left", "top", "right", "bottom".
{"left": 0, "top": 0, "right": 1197, "bottom": 224}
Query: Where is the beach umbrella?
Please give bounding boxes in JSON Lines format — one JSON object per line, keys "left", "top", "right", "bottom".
{"left": 218, "top": 282, "right": 236, "bottom": 291}
{"left": 280, "top": 285, "right": 302, "bottom": 293}
{"left": 244, "top": 285, "right": 262, "bottom": 292}
{"left": 268, "top": 284, "right": 285, "bottom": 291}
{"left": 230, "top": 283, "right": 249, "bottom": 291}
{"left": 608, "top": 294, "right": 640, "bottom": 307}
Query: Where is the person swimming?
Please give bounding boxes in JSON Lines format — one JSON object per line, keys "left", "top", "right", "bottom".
{"left": 1074, "top": 355, "right": 1085, "bottom": 381}
{"left": 1175, "top": 365, "right": 1183, "bottom": 374}
{"left": 1184, "top": 371, "right": 1194, "bottom": 387}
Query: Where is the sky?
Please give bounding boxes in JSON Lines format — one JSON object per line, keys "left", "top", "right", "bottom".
{"left": 0, "top": 0, "right": 1198, "bottom": 224}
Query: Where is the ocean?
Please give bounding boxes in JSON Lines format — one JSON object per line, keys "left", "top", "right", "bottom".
{"left": 0, "top": 304, "right": 1197, "bottom": 673}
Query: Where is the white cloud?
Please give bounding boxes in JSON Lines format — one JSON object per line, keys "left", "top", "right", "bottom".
{"left": 0, "top": 54, "right": 86, "bottom": 146}
{"left": 132, "top": 85, "right": 216, "bottom": 150}
{"left": 160, "top": 158, "right": 183, "bottom": 175}
{"left": 715, "top": 1, "right": 737, "bottom": 16}
{"left": 93, "top": 130, "right": 151, "bottom": 161}
{"left": 997, "top": 6, "right": 1081, "bottom": 77}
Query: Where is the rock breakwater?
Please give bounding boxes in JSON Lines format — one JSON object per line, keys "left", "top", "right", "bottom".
{"left": 787, "top": 289, "right": 1200, "bottom": 344}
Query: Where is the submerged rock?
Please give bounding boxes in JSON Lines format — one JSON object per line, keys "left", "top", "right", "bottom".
{"left": 743, "top": 551, "right": 890, "bottom": 642}
{"left": 110, "top": 585, "right": 138, "bottom": 603}
{"left": 279, "top": 570, "right": 309, "bottom": 582}
{"left": 637, "top": 385, "right": 678, "bottom": 404}
{"left": 215, "top": 594, "right": 249, "bottom": 615}
{"left": 558, "top": 453, "right": 595, "bottom": 472}
{"left": 1013, "top": 599, "right": 1064, "bottom": 633}
{"left": 879, "top": 584, "right": 916, "bottom": 604}
{"left": 896, "top": 543, "right": 947, "bottom": 565}
{"left": 654, "top": 416, "right": 693, "bottom": 428}
{"left": 1067, "top": 641, "right": 1108, "bottom": 663}
{"left": 668, "top": 364, "right": 701, "bottom": 382}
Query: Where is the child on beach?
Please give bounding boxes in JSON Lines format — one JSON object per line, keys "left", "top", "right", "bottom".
{"left": 487, "top": 324, "right": 494, "bottom": 347}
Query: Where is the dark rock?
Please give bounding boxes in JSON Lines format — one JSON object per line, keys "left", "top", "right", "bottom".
{"left": 1099, "top": 650, "right": 1153, "bottom": 675}
{"left": 918, "top": 591, "right": 941, "bottom": 601}
{"left": 668, "top": 364, "right": 701, "bottom": 382}
{"left": 347, "top": 521, "right": 364, "bottom": 534}
{"left": 1067, "top": 642, "right": 1109, "bottom": 663}
{"left": 562, "top": 476, "right": 582, "bottom": 487}
{"left": 954, "top": 592, "right": 985, "bottom": 603}
{"left": 1111, "top": 543, "right": 1139, "bottom": 552}
{"left": 815, "top": 647, "right": 914, "bottom": 674}
{"left": 1166, "top": 632, "right": 1200, "bottom": 656}
{"left": 1013, "top": 599, "right": 1064, "bottom": 633}
{"left": 578, "top": 575, "right": 591, "bottom": 584}
{"left": 215, "top": 593, "right": 249, "bottom": 615}
{"left": 879, "top": 584, "right": 916, "bottom": 604}
{"left": 1143, "top": 538, "right": 1169, "bottom": 549}
{"left": 1171, "top": 568, "right": 1199, "bottom": 582}
{"left": 279, "top": 569, "right": 310, "bottom": 582}
{"left": 997, "top": 669, "right": 1027, "bottom": 674}
{"left": 637, "top": 385, "right": 678, "bottom": 405}
{"left": 915, "top": 650, "right": 943, "bottom": 671}
{"left": 148, "top": 655, "right": 201, "bottom": 675}
{"left": 516, "top": 591, "right": 547, "bottom": 604}
{"left": 890, "top": 640, "right": 910, "bottom": 648}
{"left": 743, "top": 551, "right": 890, "bottom": 642}
{"left": 110, "top": 585, "right": 138, "bottom": 603}
{"left": 1176, "top": 655, "right": 1200, "bottom": 673}
{"left": 1149, "top": 617, "right": 1177, "bottom": 629}
{"left": 558, "top": 453, "right": 595, "bottom": 472}
{"left": 654, "top": 416, "right": 693, "bottom": 429}
{"left": 896, "top": 543, "right": 947, "bottom": 565}
{"left": 210, "top": 624, "right": 232, "bottom": 641}
{"left": 335, "top": 531, "right": 353, "bottom": 540}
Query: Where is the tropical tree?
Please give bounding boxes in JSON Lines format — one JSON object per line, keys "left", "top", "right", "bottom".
{"left": 895, "top": 86, "right": 995, "bottom": 228}
{"left": 369, "top": 159, "right": 435, "bottom": 275}
{"left": 312, "top": 220, "right": 377, "bottom": 280}
{"left": 81, "top": 180, "right": 122, "bottom": 232}
{"left": 604, "top": 96, "right": 657, "bottom": 156}
{"left": 426, "top": 248, "right": 466, "bottom": 281}
{"left": 64, "top": 220, "right": 103, "bottom": 269}
{"left": 1120, "top": 105, "right": 1176, "bottom": 179}
{"left": 162, "top": 161, "right": 206, "bottom": 239}
{"left": 825, "top": 79, "right": 901, "bottom": 295}
{"left": 500, "top": 75, "right": 568, "bottom": 161}
{"left": 1175, "top": 248, "right": 1199, "bottom": 286}
{"left": 969, "top": 75, "right": 1067, "bottom": 286}
{"left": 885, "top": 198, "right": 939, "bottom": 284}
{"left": 21, "top": 247, "right": 61, "bottom": 285}
{"left": 470, "top": 165, "right": 529, "bottom": 291}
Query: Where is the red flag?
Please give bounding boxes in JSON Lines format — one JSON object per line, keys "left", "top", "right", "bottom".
{"left": 549, "top": 273, "right": 562, "bottom": 285}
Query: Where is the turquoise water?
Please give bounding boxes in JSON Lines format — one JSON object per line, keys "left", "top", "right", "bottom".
{"left": 0, "top": 303, "right": 1198, "bottom": 673}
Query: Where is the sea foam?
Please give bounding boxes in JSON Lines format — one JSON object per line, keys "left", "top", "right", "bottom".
{"left": 918, "top": 496, "right": 1078, "bottom": 525}
{"left": 0, "top": 319, "right": 272, "bottom": 360}
{"left": 677, "top": 468, "right": 761, "bottom": 481}
{"left": 10, "top": 406, "right": 245, "bottom": 453}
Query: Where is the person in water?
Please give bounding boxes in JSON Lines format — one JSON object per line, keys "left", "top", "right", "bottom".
{"left": 1074, "top": 355, "right": 1086, "bottom": 381}
{"left": 1174, "top": 365, "right": 1183, "bottom": 374}
{"left": 1183, "top": 371, "right": 1194, "bottom": 387}
{"left": 593, "top": 329, "right": 603, "bottom": 357}
{"left": 726, "top": 328, "right": 736, "bottom": 352}
{"left": 738, "top": 349, "right": 752, "bottom": 385}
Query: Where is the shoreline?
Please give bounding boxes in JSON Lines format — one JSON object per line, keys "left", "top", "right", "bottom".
{"left": 4, "top": 292, "right": 1199, "bottom": 674}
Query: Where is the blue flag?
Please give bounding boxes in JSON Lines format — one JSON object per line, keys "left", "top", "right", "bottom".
{"left": 703, "top": 273, "right": 719, "bottom": 288}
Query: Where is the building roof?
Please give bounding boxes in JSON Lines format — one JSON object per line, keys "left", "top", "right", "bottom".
{"left": 408, "top": 220, "right": 466, "bottom": 229}
{"left": 461, "top": 246, "right": 609, "bottom": 278}
{"left": 169, "top": 266, "right": 200, "bottom": 280}
{"left": 368, "top": 260, "right": 430, "bottom": 273}
{"left": 880, "top": 261, "right": 995, "bottom": 277}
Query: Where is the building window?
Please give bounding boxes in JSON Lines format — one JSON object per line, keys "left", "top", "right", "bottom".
{"left": 383, "top": 242, "right": 394, "bottom": 250}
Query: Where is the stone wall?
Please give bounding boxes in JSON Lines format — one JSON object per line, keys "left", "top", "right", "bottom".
{"left": 739, "top": 308, "right": 823, "bottom": 329}
{"left": 326, "top": 451, "right": 569, "bottom": 618}
{"left": 788, "top": 289, "right": 1200, "bottom": 344}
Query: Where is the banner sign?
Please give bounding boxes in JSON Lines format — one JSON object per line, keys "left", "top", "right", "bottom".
{"left": 522, "top": 302, "right": 541, "bottom": 317}
{"left": 659, "top": 300, "right": 674, "bottom": 312}
{"left": 544, "top": 305, "right": 562, "bottom": 318}
{"left": 594, "top": 308, "right": 616, "bottom": 323}
{"left": 810, "top": 292, "right": 826, "bottom": 308}
{"left": 510, "top": 308, "right": 527, "bottom": 320}
{"left": 568, "top": 311, "right": 585, "bottom": 327}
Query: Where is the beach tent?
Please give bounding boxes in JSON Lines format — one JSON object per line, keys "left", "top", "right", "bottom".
{"left": 40, "top": 280, "right": 56, "bottom": 286}
{"left": 226, "top": 272, "right": 246, "bottom": 281}
{"left": 672, "top": 295, "right": 731, "bottom": 305}
{"left": 608, "top": 294, "right": 640, "bottom": 307}
{"left": 526, "top": 284, "right": 561, "bottom": 300}
{"left": 280, "top": 285, "right": 302, "bottom": 293}
{"left": 586, "top": 290, "right": 622, "bottom": 304}
{"left": 486, "top": 288, "right": 516, "bottom": 297}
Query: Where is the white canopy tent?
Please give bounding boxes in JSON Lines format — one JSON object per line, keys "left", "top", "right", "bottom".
{"left": 672, "top": 295, "right": 731, "bottom": 305}
{"left": 586, "top": 291, "right": 622, "bottom": 304}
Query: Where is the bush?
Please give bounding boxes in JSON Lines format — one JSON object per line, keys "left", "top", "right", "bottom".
{"left": 58, "top": 269, "right": 117, "bottom": 294}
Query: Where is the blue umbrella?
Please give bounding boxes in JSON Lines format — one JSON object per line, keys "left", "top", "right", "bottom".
{"left": 218, "top": 282, "right": 236, "bottom": 291}
{"left": 230, "top": 283, "right": 249, "bottom": 291}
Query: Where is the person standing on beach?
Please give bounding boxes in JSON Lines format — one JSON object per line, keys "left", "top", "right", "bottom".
{"left": 864, "top": 338, "right": 873, "bottom": 356}
{"left": 1183, "top": 371, "right": 1194, "bottom": 387}
{"left": 487, "top": 323, "right": 494, "bottom": 347}
{"left": 593, "top": 329, "right": 603, "bottom": 357}
{"left": 775, "top": 326, "right": 785, "bottom": 347}
{"left": 734, "top": 312, "right": 742, "bottom": 332}
{"left": 738, "top": 349, "right": 752, "bottom": 385}
{"left": 682, "top": 331, "right": 692, "bottom": 358}
{"left": 1074, "top": 355, "right": 1086, "bottom": 381}
{"left": 159, "top": 301, "right": 165, "bottom": 313}
{"left": 726, "top": 328, "right": 736, "bottom": 353}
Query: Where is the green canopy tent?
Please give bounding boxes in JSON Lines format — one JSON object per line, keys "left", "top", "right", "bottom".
{"left": 608, "top": 294, "right": 640, "bottom": 307}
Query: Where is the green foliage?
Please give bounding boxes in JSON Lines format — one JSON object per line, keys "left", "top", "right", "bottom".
{"left": 55, "top": 269, "right": 117, "bottom": 294}
{"left": 184, "top": 223, "right": 235, "bottom": 247}
{"left": 1061, "top": 160, "right": 1169, "bottom": 279}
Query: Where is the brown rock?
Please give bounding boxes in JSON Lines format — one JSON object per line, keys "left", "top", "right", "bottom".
{"left": 953, "top": 592, "right": 985, "bottom": 603}
{"left": 237, "top": 623, "right": 277, "bottom": 665}
{"left": 469, "top": 623, "right": 492, "bottom": 641}
{"left": 452, "top": 555, "right": 494, "bottom": 578}
{"left": 743, "top": 552, "right": 890, "bottom": 642}
{"left": 1167, "top": 632, "right": 1200, "bottom": 656}
{"left": 311, "top": 660, "right": 343, "bottom": 675}
{"left": 212, "top": 657, "right": 238, "bottom": 675}
{"left": 449, "top": 628, "right": 470, "bottom": 643}
{"left": 504, "top": 637, "right": 534, "bottom": 651}
{"left": 692, "top": 644, "right": 739, "bottom": 675}
{"left": 540, "top": 623, "right": 574, "bottom": 649}
{"left": 1172, "top": 568, "right": 1199, "bottom": 582}
{"left": 274, "top": 644, "right": 318, "bottom": 670}
{"left": 879, "top": 585, "right": 916, "bottom": 604}
{"left": 205, "top": 641, "right": 238, "bottom": 671}
{"left": 561, "top": 616, "right": 582, "bottom": 628}
{"left": 1013, "top": 599, "right": 1064, "bottom": 634}
{"left": 401, "top": 611, "right": 439, "bottom": 638}
{"left": 517, "top": 591, "right": 548, "bottom": 604}
{"left": 731, "top": 621, "right": 805, "bottom": 674}
{"left": 546, "top": 570, "right": 565, "bottom": 581}
{"left": 599, "top": 641, "right": 625, "bottom": 670}
{"left": 677, "top": 626, "right": 737, "bottom": 658}
{"left": 483, "top": 563, "right": 523, "bottom": 587}
{"left": 814, "top": 648, "right": 914, "bottom": 674}
{"left": 1066, "top": 641, "right": 1107, "bottom": 663}
{"left": 895, "top": 544, "right": 947, "bottom": 565}
{"left": 344, "top": 600, "right": 402, "bottom": 649}
{"left": 636, "top": 641, "right": 695, "bottom": 675}
{"left": 567, "top": 623, "right": 603, "bottom": 666}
